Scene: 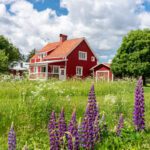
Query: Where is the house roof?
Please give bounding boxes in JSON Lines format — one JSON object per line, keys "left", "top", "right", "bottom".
{"left": 31, "top": 37, "right": 84, "bottom": 60}
{"left": 38, "top": 42, "right": 60, "bottom": 53}
{"left": 90, "top": 63, "right": 110, "bottom": 70}
{"left": 44, "top": 38, "right": 84, "bottom": 59}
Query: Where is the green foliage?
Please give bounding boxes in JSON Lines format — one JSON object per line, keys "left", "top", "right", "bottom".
{"left": 26, "top": 49, "right": 37, "bottom": 62}
{"left": 0, "top": 50, "right": 8, "bottom": 71}
{"left": 0, "top": 79, "right": 150, "bottom": 149}
{"left": 0, "top": 35, "right": 22, "bottom": 71}
{"left": 111, "top": 29, "right": 150, "bottom": 80}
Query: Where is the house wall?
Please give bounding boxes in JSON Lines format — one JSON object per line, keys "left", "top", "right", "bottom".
{"left": 66, "top": 40, "right": 98, "bottom": 78}
{"left": 94, "top": 65, "right": 113, "bottom": 81}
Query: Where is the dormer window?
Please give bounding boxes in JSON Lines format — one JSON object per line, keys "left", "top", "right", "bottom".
{"left": 79, "top": 51, "right": 87, "bottom": 60}
{"left": 39, "top": 53, "right": 46, "bottom": 60}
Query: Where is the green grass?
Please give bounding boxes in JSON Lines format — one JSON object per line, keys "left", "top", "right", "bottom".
{"left": 0, "top": 79, "right": 150, "bottom": 149}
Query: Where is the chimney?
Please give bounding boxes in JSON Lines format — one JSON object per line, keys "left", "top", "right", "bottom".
{"left": 60, "top": 34, "right": 67, "bottom": 44}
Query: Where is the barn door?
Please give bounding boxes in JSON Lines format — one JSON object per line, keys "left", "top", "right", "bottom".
{"left": 96, "top": 71, "right": 109, "bottom": 82}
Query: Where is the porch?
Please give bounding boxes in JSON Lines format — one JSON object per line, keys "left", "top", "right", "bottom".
{"left": 29, "top": 60, "right": 67, "bottom": 80}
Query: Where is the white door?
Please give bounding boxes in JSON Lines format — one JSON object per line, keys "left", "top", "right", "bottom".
{"left": 59, "top": 68, "right": 66, "bottom": 80}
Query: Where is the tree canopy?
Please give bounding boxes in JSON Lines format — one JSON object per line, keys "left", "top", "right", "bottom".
{"left": 0, "top": 35, "right": 22, "bottom": 71}
{"left": 26, "top": 48, "right": 36, "bottom": 62}
{"left": 111, "top": 29, "right": 150, "bottom": 84}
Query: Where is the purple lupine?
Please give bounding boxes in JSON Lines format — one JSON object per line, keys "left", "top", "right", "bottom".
{"left": 49, "top": 110, "right": 60, "bottom": 150}
{"left": 8, "top": 123, "right": 16, "bottom": 150}
{"left": 68, "top": 109, "right": 79, "bottom": 150}
{"left": 81, "top": 103, "right": 94, "bottom": 149}
{"left": 117, "top": 114, "right": 124, "bottom": 136}
{"left": 101, "top": 113, "right": 107, "bottom": 131}
{"left": 88, "top": 83, "right": 97, "bottom": 123}
{"left": 59, "top": 107, "right": 67, "bottom": 146}
{"left": 133, "top": 77, "right": 145, "bottom": 131}
{"left": 81, "top": 104, "right": 90, "bottom": 148}
{"left": 78, "top": 117, "right": 82, "bottom": 142}
{"left": 96, "top": 103, "right": 100, "bottom": 120}
{"left": 93, "top": 115, "right": 102, "bottom": 143}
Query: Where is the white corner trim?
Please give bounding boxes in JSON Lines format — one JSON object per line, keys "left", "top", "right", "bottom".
{"left": 84, "top": 38, "right": 98, "bottom": 60}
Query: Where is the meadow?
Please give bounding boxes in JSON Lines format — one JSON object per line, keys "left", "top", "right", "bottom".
{"left": 0, "top": 77, "right": 150, "bottom": 150}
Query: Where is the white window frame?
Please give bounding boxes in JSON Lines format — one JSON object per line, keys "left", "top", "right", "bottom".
{"left": 79, "top": 51, "right": 87, "bottom": 60}
{"left": 34, "top": 66, "right": 38, "bottom": 73}
{"left": 53, "top": 66, "right": 59, "bottom": 74}
{"left": 76, "top": 66, "right": 83, "bottom": 76}
{"left": 91, "top": 56, "right": 95, "bottom": 62}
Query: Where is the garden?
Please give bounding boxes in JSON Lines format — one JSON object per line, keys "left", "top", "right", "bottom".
{"left": 0, "top": 76, "right": 150, "bottom": 149}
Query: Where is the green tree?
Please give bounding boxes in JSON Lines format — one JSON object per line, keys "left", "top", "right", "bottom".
{"left": 0, "top": 50, "right": 8, "bottom": 71}
{"left": 111, "top": 29, "right": 150, "bottom": 85}
{"left": 26, "top": 48, "right": 36, "bottom": 62}
{"left": 0, "top": 35, "right": 21, "bottom": 63}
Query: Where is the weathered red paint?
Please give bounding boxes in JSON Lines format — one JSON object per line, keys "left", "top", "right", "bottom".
{"left": 66, "top": 40, "right": 97, "bottom": 78}
{"left": 30, "top": 39, "right": 98, "bottom": 78}
{"left": 10, "top": 70, "right": 24, "bottom": 76}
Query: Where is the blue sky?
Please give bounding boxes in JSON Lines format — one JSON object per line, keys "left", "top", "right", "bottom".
{"left": 28, "top": 0, "right": 68, "bottom": 16}
{"left": 0, "top": 0, "right": 150, "bottom": 63}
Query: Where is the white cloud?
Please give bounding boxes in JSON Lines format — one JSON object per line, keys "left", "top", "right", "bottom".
{"left": 0, "top": 0, "right": 149, "bottom": 58}
{"left": 139, "top": 12, "right": 150, "bottom": 29}
{"left": 108, "top": 59, "right": 112, "bottom": 63}
{"left": 100, "top": 55, "right": 108, "bottom": 59}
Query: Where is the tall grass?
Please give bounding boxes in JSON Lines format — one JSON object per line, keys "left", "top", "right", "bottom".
{"left": 0, "top": 79, "right": 150, "bottom": 149}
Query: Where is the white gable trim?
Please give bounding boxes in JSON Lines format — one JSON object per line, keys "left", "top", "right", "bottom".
{"left": 83, "top": 38, "right": 98, "bottom": 60}
{"left": 90, "top": 63, "right": 110, "bottom": 70}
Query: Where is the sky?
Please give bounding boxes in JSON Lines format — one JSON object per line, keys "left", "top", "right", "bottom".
{"left": 0, "top": 0, "right": 150, "bottom": 63}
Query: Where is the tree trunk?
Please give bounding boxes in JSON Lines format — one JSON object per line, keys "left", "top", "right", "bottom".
{"left": 143, "top": 76, "right": 146, "bottom": 86}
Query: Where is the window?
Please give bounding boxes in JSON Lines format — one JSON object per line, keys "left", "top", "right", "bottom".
{"left": 76, "top": 66, "right": 83, "bottom": 76}
{"left": 79, "top": 51, "right": 87, "bottom": 60}
{"left": 41, "top": 66, "right": 46, "bottom": 72}
{"left": 39, "top": 53, "right": 46, "bottom": 60}
{"left": 53, "top": 66, "right": 59, "bottom": 74}
{"left": 91, "top": 56, "right": 95, "bottom": 62}
{"left": 20, "top": 63, "right": 23, "bottom": 68}
{"left": 34, "top": 66, "right": 38, "bottom": 73}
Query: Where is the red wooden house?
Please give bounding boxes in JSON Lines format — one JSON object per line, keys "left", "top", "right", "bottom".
{"left": 29, "top": 34, "right": 98, "bottom": 80}
{"left": 90, "top": 63, "right": 114, "bottom": 82}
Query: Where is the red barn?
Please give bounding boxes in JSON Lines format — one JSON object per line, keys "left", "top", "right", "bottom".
{"left": 29, "top": 34, "right": 98, "bottom": 80}
{"left": 90, "top": 63, "right": 114, "bottom": 82}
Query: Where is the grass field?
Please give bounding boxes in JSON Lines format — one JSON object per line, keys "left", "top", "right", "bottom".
{"left": 0, "top": 78, "right": 150, "bottom": 149}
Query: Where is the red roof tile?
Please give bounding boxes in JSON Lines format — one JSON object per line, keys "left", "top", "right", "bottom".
{"left": 38, "top": 42, "right": 59, "bottom": 53}
{"left": 31, "top": 37, "right": 84, "bottom": 60}
{"left": 44, "top": 38, "right": 84, "bottom": 59}
{"left": 103, "top": 63, "right": 110, "bottom": 67}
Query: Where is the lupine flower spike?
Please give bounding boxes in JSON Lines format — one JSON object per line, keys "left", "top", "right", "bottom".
{"left": 8, "top": 122, "right": 16, "bottom": 150}
{"left": 49, "top": 110, "right": 60, "bottom": 150}
{"left": 93, "top": 115, "right": 102, "bottom": 142}
{"left": 68, "top": 109, "right": 79, "bottom": 150}
{"left": 81, "top": 103, "right": 94, "bottom": 149}
{"left": 81, "top": 104, "right": 90, "bottom": 148}
{"left": 96, "top": 103, "right": 100, "bottom": 120}
{"left": 133, "top": 77, "right": 145, "bottom": 131}
{"left": 88, "top": 83, "right": 97, "bottom": 123}
{"left": 102, "top": 113, "right": 107, "bottom": 131}
{"left": 59, "top": 107, "right": 67, "bottom": 146}
{"left": 117, "top": 113, "right": 124, "bottom": 136}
